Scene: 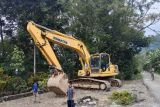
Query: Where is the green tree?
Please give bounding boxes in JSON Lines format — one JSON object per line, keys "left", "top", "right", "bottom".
{"left": 10, "top": 46, "right": 25, "bottom": 74}
{"left": 59, "top": 0, "right": 154, "bottom": 79}
{"left": 0, "top": 0, "right": 66, "bottom": 72}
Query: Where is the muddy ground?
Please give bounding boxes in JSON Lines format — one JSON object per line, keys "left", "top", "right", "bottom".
{"left": 0, "top": 78, "right": 158, "bottom": 107}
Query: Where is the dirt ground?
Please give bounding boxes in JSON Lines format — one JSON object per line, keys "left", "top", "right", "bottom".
{"left": 0, "top": 79, "right": 159, "bottom": 107}
{"left": 142, "top": 72, "right": 160, "bottom": 106}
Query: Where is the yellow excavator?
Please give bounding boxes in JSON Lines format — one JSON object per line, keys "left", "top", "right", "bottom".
{"left": 27, "top": 21, "right": 122, "bottom": 96}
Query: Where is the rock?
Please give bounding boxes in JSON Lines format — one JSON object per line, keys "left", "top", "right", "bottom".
{"left": 138, "top": 91, "right": 144, "bottom": 94}
{"left": 83, "top": 98, "right": 91, "bottom": 103}
{"left": 77, "top": 96, "right": 98, "bottom": 106}
{"left": 112, "top": 102, "right": 116, "bottom": 105}
{"left": 135, "top": 98, "right": 146, "bottom": 103}
{"left": 109, "top": 105, "right": 122, "bottom": 107}
{"left": 82, "top": 96, "right": 92, "bottom": 101}
{"left": 132, "top": 89, "right": 138, "bottom": 91}
{"left": 88, "top": 101, "right": 96, "bottom": 105}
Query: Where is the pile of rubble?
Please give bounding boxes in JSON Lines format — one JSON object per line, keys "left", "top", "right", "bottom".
{"left": 76, "top": 96, "right": 98, "bottom": 107}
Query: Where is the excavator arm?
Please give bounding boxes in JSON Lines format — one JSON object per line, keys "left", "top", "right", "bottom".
{"left": 27, "top": 21, "right": 91, "bottom": 73}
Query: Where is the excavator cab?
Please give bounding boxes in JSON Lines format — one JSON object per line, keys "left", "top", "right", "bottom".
{"left": 90, "top": 53, "right": 110, "bottom": 73}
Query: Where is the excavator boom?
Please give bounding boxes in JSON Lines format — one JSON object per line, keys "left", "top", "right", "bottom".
{"left": 27, "top": 21, "right": 91, "bottom": 71}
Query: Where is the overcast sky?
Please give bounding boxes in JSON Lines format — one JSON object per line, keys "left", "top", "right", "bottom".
{"left": 145, "top": 2, "right": 160, "bottom": 36}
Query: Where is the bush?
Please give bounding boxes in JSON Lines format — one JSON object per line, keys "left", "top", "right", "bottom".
{"left": 6, "top": 77, "right": 28, "bottom": 94}
{"left": 27, "top": 75, "right": 40, "bottom": 87}
{"left": 0, "top": 80, "right": 6, "bottom": 91}
{"left": 27, "top": 72, "right": 49, "bottom": 87}
{"left": 110, "top": 90, "right": 136, "bottom": 105}
{"left": 36, "top": 72, "right": 49, "bottom": 79}
{"left": 38, "top": 79, "right": 48, "bottom": 90}
{"left": 0, "top": 67, "right": 4, "bottom": 76}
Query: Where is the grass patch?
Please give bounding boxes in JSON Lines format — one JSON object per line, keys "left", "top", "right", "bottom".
{"left": 110, "top": 90, "right": 136, "bottom": 105}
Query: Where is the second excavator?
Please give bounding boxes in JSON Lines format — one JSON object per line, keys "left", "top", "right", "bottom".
{"left": 27, "top": 21, "right": 122, "bottom": 96}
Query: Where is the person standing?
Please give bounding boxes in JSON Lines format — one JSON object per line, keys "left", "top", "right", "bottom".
{"left": 32, "top": 79, "right": 39, "bottom": 103}
{"left": 67, "top": 81, "right": 75, "bottom": 107}
{"left": 150, "top": 68, "right": 154, "bottom": 81}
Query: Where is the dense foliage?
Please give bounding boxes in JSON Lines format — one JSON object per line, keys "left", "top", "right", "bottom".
{"left": 0, "top": 0, "right": 159, "bottom": 82}
{"left": 0, "top": 67, "right": 49, "bottom": 96}
{"left": 27, "top": 72, "right": 49, "bottom": 87}
{"left": 57, "top": 0, "right": 152, "bottom": 79}
{"left": 0, "top": 67, "right": 28, "bottom": 95}
{"left": 143, "top": 48, "right": 160, "bottom": 74}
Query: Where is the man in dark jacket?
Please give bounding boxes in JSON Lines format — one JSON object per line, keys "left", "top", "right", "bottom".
{"left": 67, "top": 81, "right": 75, "bottom": 107}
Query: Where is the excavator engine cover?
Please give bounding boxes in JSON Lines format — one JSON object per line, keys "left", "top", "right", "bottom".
{"left": 47, "top": 73, "right": 68, "bottom": 96}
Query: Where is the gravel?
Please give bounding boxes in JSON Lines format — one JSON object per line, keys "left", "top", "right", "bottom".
{"left": 142, "top": 72, "right": 160, "bottom": 106}
{"left": 0, "top": 79, "right": 158, "bottom": 107}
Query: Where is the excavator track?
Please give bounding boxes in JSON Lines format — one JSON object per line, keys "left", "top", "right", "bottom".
{"left": 71, "top": 78, "right": 122, "bottom": 91}
{"left": 71, "top": 78, "right": 111, "bottom": 91}
{"left": 109, "top": 78, "right": 122, "bottom": 87}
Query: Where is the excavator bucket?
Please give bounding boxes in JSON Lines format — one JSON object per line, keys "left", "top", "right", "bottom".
{"left": 47, "top": 73, "right": 68, "bottom": 96}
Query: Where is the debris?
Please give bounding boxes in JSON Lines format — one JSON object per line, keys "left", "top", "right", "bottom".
{"left": 138, "top": 91, "right": 144, "bottom": 94}
{"left": 77, "top": 96, "right": 98, "bottom": 107}
{"left": 88, "top": 101, "right": 96, "bottom": 105}
{"left": 135, "top": 98, "right": 146, "bottom": 103}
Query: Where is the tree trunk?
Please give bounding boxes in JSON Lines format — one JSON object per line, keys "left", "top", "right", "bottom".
{"left": 0, "top": 22, "right": 4, "bottom": 57}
